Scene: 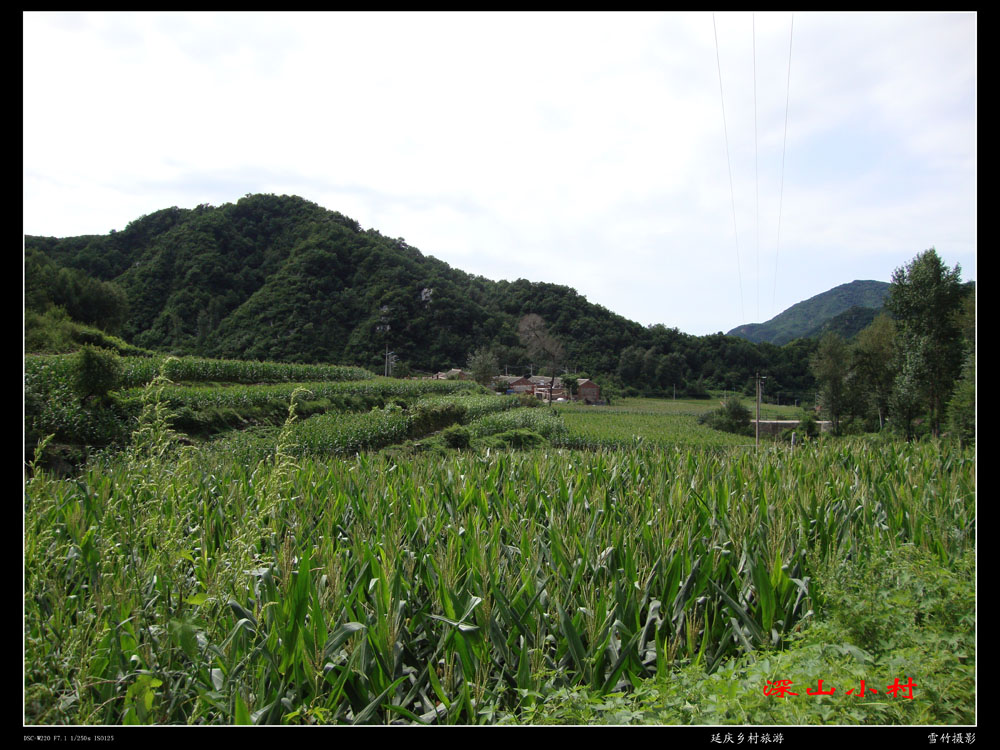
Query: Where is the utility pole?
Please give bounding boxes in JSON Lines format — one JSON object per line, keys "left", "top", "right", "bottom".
{"left": 755, "top": 372, "right": 766, "bottom": 449}
{"left": 755, "top": 373, "right": 760, "bottom": 448}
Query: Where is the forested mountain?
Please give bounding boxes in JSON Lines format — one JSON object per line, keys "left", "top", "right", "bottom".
{"left": 25, "top": 193, "right": 821, "bottom": 399}
{"left": 803, "top": 304, "right": 882, "bottom": 342}
{"left": 727, "top": 280, "right": 891, "bottom": 345}
{"left": 26, "top": 196, "right": 639, "bottom": 368}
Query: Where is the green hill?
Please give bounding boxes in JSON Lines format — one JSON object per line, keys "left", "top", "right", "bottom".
{"left": 727, "top": 280, "right": 891, "bottom": 345}
{"left": 25, "top": 193, "right": 821, "bottom": 400}
{"left": 25, "top": 194, "right": 648, "bottom": 375}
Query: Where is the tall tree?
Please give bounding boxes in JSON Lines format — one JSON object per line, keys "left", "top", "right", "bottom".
{"left": 467, "top": 346, "right": 499, "bottom": 388}
{"left": 850, "top": 314, "right": 898, "bottom": 430}
{"left": 946, "top": 351, "right": 975, "bottom": 446}
{"left": 884, "top": 248, "right": 965, "bottom": 437}
{"left": 518, "top": 313, "right": 565, "bottom": 401}
{"left": 811, "top": 332, "right": 849, "bottom": 434}
{"left": 946, "top": 283, "right": 976, "bottom": 444}
{"left": 890, "top": 341, "right": 929, "bottom": 442}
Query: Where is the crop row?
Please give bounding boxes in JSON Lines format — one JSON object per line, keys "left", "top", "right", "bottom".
{"left": 207, "top": 393, "right": 527, "bottom": 464}
{"left": 467, "top": 406, "right": 569, "bottom": 441}
{"left": 119, "top": 378, "right": 484, "bottom": 414}
{"left": 24, "top": 411, "right": 975, "bottom": 725}
{"left": 25, "top": 356, "right": 491, "bottom": 452}
{"left": 25, "top": 352, "right": 375, "bottom": 390}
{"left": 555, "top": 409, "right": 756, "bottom": 449}
{"left": 413, "top": 393, "right": 522, "bottom": 422}
{"left": 24, "top": 358, "right": 123, "bottom": 448}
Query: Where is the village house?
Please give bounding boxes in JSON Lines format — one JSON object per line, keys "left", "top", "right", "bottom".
{"left": 529, "top": 375, "right": 566, "bottom": 400}
{"left": 493, "top": 375, "right": 524, "bottom": 391}
{"left": 498, "top": 376, "right": 535, "bottom": 393}
{"left": 492, "top": 374, "right": 602, "bottom": 404}
{"left": 576, "top": 378, "right": 601, "bottom": 404}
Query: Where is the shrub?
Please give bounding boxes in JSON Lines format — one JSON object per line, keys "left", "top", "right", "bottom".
{"left": 24, "top": 306, "right": 76, "bottom": 353}
{"left": 479, "top": 429, "right": 546, "bottom": 450}
{"left": 698, "top": 398, "right": 752, "bottom": 436}
{"left": 798, "top": 411, "right": 819, "bottom": 438}
{"left": 441, "top": 424, "right": 471, "bottom": 449}
{"left": 71, "top": 345, "right": 122, "bottom": 404}
{"left": 517, "top": 393, "right": 541, "bottom": 408}
{"left": 409, "top": 401, "right": 467, "bottom": 437}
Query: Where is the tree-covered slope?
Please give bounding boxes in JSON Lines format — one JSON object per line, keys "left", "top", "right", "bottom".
{"left": 25, "top": 194, "right": 648, "bottom": 375}
{"left": 727, "top": 280, "right": 891, "bottom": 345}
{"left": 803, "top": 304, "right": 882, "bottom": 342}
{"left": 26, "top": 193, "right": 829, "bottom": 400}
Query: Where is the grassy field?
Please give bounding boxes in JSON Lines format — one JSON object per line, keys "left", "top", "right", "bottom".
{"left": 553, "top": 397, "right": 807, "bottom": 449}
{"left": 23, "top": 356, "right": 976, "bottom": 726}
{"left": 556, "top": 397, "right": 753, "bottom": 448}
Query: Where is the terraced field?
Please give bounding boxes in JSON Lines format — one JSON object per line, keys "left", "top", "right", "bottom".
{"left": 23, "top": 355, "right": 976, "bottom": 725}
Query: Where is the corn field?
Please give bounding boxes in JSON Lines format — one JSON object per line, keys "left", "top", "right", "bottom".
{"left": 23, "top": 383, "right": 975, "bottom": 725}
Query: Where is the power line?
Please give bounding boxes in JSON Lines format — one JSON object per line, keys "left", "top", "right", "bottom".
{"left": 753, "top": 13, "right": 760, "bottom": 323}
{"left": 713, "top": 13, "right": 745, "bottom": 325}
{"left": 772, "top": 13, "right": 794, "bottom": 316}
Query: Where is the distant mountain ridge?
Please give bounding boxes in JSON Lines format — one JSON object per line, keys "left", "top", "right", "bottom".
{"left": 726, "top": 280, "right": 891, "bottom": 345}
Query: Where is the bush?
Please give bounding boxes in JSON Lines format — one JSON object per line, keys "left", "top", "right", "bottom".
{"left": 441, "top": 424, "right": 471, "bottom": 449}
{"left": 71, "top": 345, "right": 122, "bottom": 404}
{"left": 24, "top": 307, "right": 77, "bottom": 353}
{"left": 798, "top": 411, "right": 819, "bottom": 438}
{"left": 409, "top": 401, "right": 467, "bottom": 437}
{"left": 479, "top": 429, "right": 546, "bottom": 450}
{"left": 685, "top": 379, "right": 711, "bottom": 399}
{"left": 698, "top": 398, "right": 752, "bottom": 436}
{"left": 517, "top": 393, "right": 541, "bottom": 408}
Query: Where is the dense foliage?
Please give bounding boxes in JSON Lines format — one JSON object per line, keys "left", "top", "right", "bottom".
{"left": 697, "top": 398, "right": 754, "bottom": 437}
{"left": 807, "top": 251, "right": 975, "bottom": 442}
{"left": 727, "top": 280, "right": 890, "bottom": 345}
{"left": 22, "top": 341, "right": 975, "bottom": 726}
{"left": 26, "top": 198, "right": 973, "bottom": 441}
{"left": 24, "top": 390, "right": 975, "bottom": 724}
{"left": 26, "top": 193, "right": 821, "bottom": 402}
{"left": 884, "top": 250, "right": 968, "bottom": 437}
{"left": 71, "top": 345, "right": 122, "bottom": 404}
{"left": 25, "top": 247, "right": 129, "bottom": 334}
{"left": 22, "top": 197, "right": 976, "bottom": 726}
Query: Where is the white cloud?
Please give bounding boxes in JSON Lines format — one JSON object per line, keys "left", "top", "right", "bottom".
{"left": 24, "top": 11, "right": 975, "bottom": 336}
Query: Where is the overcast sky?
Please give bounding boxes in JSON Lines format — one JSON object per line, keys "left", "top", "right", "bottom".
{"left": 23, "top": 11, "right": 976, "bottom": 336}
